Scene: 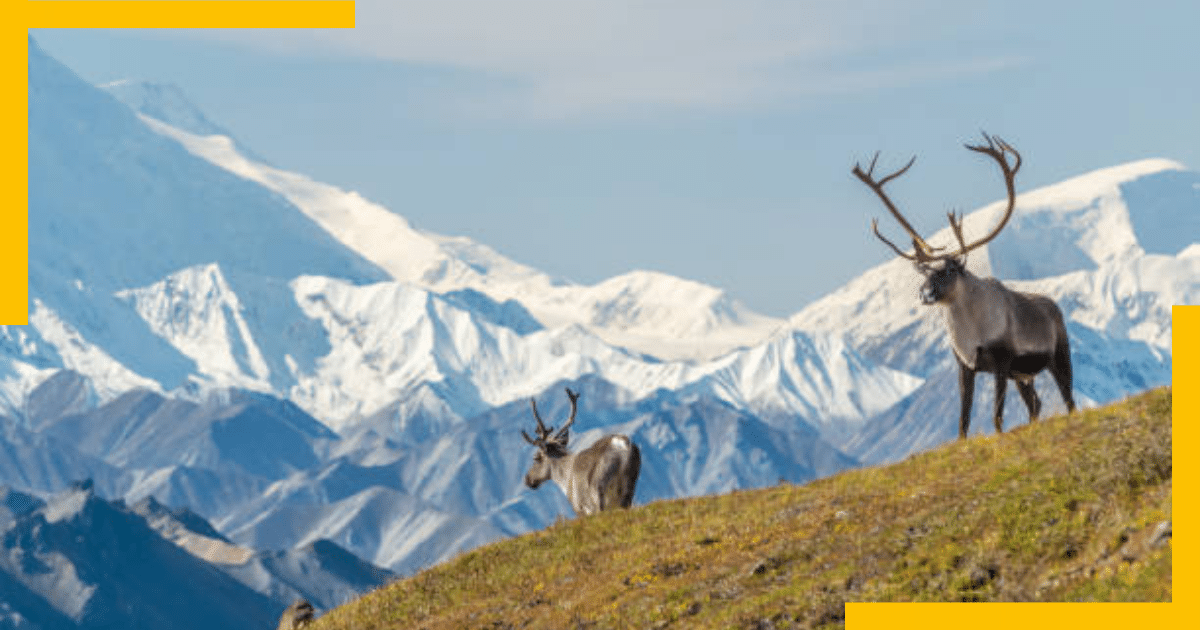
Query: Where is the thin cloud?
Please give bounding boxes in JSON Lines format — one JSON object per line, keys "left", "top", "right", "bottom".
{"left": 151, "top": 0, "right": 1026, "bottom": 118}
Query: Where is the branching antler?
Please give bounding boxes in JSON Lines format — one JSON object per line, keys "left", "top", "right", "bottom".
{"left": 554, "top": 388, "right": 580, "bottom": 442}
{"left": 947, "top": 209, "right": 968, "bottom": 252}
{"left": 523, "top": 397, "right": 553, "bottom": 445}
{"left": 855, "top": 131, "right": 1022, "bottom": 263}
{"left": 523, "top": 387, "right": 581, "bottom": 446}
{"left": 853, "top": 153, "right": 940, "bottom": 262}
{"left": 952, "top": 132, "right": 1022, "bottom": 257}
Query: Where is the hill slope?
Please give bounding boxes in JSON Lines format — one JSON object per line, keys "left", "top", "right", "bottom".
{"left": 311, "top": 388, "right": 1171, "bottom": 629}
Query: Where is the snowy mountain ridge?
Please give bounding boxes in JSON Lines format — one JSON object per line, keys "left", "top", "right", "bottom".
{"left": 135, "top": 114, "right": 781, "bottom": 362}
{"left": 94, "top": 263, "right": 920, "bottom": 434}
{"left": 101, "top": 79, "right": 236, "bottom": 140}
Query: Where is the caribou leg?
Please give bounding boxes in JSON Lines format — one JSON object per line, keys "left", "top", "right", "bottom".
{"left": 1016, "top": 378, "right": 1041, "bottom": 422}
{"left": 1051, "top": 340, "right": 1076, "bottom": 413}
{"left": 991, "top": 368, "right": 1010, "bottom": 434}
{"left": 957, "top": 359, "right": 976, "bottom": 439}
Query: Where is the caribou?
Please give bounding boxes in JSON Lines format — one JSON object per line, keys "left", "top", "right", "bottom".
{"left": 276, "top": 599, "right": 314, "bottom": 630}
{"left": 853, "top": 132, "right": 1076, "bottom": 439}
{"left": 521, "top": 387, "right": 641, "bottom": 516}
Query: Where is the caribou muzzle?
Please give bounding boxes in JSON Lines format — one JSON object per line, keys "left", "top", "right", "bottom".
{"left": 917, "top": 259, "right": 963, "bottom": 305}
{"left": 919, "top": 285, "right": 939, "bottom": 305}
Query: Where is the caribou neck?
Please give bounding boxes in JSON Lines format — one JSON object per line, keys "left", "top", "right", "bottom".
{"left": 939, "top": 271, "right": 1014, "bottom": 370}
{"left": 544, "top": 450, "right": 588, "bottom": 512}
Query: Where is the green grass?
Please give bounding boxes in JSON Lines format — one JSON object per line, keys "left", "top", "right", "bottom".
{"left": 312, "top": 388, "right": 1172, "bottom": 629}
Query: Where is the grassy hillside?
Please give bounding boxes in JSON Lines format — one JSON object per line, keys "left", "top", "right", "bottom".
{"left": 312, "top": 388, "right": 1172, "bottom": 629}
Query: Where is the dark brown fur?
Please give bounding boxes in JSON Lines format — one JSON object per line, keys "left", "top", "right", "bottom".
{"left": 943, "top": 275, "right": 1076, "bottom": 437}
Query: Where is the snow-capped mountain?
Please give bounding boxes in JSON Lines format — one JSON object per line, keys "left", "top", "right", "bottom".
{"left": 19, "top": 35, "right": 389, "bottom": 414}
{"left": 32, "top": 248, "right": 914, "bottom": 438}
{"left": 128, "top": 109, "right": 781, "bottom": 362}
{"left": 99, "top": 80, "right": 238, "bottom": 142}
{"left": 3, "top": 36, "right": 1189, "bottom": 623}
{"left": 281, "top": 272, "right": 918, "bottom": 433}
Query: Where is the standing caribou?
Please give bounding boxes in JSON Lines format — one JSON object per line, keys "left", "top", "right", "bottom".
{"left": 521, "top": 387, "right": 641, "bottom": 516}
{"left": 853, "top": 132, "right": 1076, "bottom": 439}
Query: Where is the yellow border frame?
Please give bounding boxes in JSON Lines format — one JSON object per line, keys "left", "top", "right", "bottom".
{"left": 6, "top": 3, "right": 1190, "bottom": 629}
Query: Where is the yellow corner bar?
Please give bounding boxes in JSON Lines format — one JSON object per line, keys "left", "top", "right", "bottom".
{"left": 21, "top": 1, "right": 355, "bottom": 29}
{"left": 5, "top": 1, "right": 355, "bottom": 323}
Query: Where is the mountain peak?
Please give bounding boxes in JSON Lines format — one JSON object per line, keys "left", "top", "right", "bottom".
{"left": 41, "top": 477, "right": 102, "bottom": 524}
{"left": 980, "top": 158, "right": 1198, "bottom": 280}
{"left": 1024, "top": 158, "right": 1186, "bottom": 207}
{"left": 100, "top": 79, "right": 233, "bottom": 139}
{"left": 29, "top": 46, "right": 389, "bottom": 295}
{"left": 587, "top": 270, "right": 728, "bottom": 322}
{"left": 119, "top": 80, "right": 782, "bottom": 360}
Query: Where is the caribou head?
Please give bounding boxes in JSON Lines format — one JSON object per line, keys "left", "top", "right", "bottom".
{"left": 854, "top": 132, "right": 1076, "bottom": 438}
{"left": 522, "top": 387, "right": 641, "bottom": 516}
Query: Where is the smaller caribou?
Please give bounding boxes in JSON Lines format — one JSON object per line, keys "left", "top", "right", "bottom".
{"left": 521, "top": 387, "right": 640, "bottom": 516}
{"left": 854, "top": 132, "right": 1076, "bottom": 439}
{"left": 276, "top": 599, "right": 314, "bottom": 630}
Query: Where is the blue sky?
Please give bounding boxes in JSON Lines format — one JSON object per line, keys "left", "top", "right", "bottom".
{"left": 31, "top": 0, "right": 1200, "bottom": 316}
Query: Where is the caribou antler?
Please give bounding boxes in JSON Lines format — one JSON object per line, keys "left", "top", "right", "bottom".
{"left": 554, "top": 388, "right": 581, "bottom": 442}
{"left": 523, "top": 397, "right": 554, "bottom": 445}
{"left": 853, "top": 153, "right": 941, "bottom": 263}
{"left": 856, "top": 132, "right": 1021, "bottom": 263}
{"left": 949, "top": 132, "right": 1021, "bottom": 257}
{"left": 524, "top": 388, "right": 581, "bottom": 446}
